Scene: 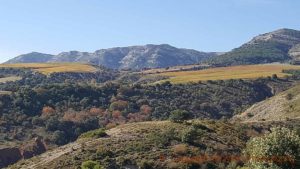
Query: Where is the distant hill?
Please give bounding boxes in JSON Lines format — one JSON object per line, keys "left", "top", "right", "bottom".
{"left": 208, "top": 28, "right": 300, "bottom": 66}
{"left": 5, "top": 44, "right": 218, "bottom": 70}
{"left": 5, "top": 52, "right": 55, "bottom": 64}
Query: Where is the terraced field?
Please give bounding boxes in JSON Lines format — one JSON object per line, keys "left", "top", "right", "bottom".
{"left": 158, "top": 64, "right": 300, "bottom": 83}
{"left": 0, "top": 63, "right": 97, "bottom": 75}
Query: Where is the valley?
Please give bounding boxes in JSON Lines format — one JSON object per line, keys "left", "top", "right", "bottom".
{"left": 1, "top": 28, "right": 300, "bottom": 169}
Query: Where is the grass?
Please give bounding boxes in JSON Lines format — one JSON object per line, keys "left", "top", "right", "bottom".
{"left": 157, "top": 64, "right": 300, "bottom": 83}
{"left": 0, "top": 76, "right": 22, "bottom": 83}
{"left": 283, "top": 85, "right": 300, "bottom": 118}
{"left": 0, "top": 63, "right": 97, "bottom": 75}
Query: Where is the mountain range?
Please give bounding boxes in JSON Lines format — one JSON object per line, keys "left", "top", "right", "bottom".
{"left": 5, "top": 28, "right": 300, "bottom": 69}
{"left": 5, "top": 44, "right": 218, "bottom": 69}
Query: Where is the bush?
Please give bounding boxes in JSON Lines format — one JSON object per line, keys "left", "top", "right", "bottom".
{"left": 138, "top": 160, "right": 154, "bottom": 169}
{"left": 244, "top": 127, "right": 300, "bottom": 169}
{"left": 80, "top": 128, "right": 107, "bottom": 139}
{"left": 148, "top": 128, "right": 178, "bottom": 148}
{"left": 81, "top": 160, "right": 103, "bottom": 169}
{"left": 169, "top": 109, "right": 190, "bottom": 123}
{"left": 181, "top": 127, "right": 198, "bottom": 144}
{"left": 172, "top": 144, "right": 188, "bottom": 155}
{"left": 285, "top": 93, "right": 293, "bottom": 100}
{"left": 181, "top": 126, "right": 205, "bottom": 144}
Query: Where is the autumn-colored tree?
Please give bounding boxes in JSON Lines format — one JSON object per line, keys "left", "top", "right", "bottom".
{"left": 89, "top": 108, "right": 105, "bottom": 116}
{"left": 63, "top": 108, "right": 105, "bottom": 123}
{"left": 140, "top": 105, "right": 152, "bottom": 115}
{"left": 111, "top": 110, "right": 122, "bottom": 119}
{"left": 41, "top": 106, "right": 55, "bottom": 117}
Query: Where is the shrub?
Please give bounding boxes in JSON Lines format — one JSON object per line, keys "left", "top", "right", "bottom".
{"left": 80, "top": 128, "right": 107, "bottom": 139}
{"left": 172, "top": 144, "right": 188, "bottom": 155}
{"left": 244, "top": 127, "right": 300, "bottom": 169}
{"left": 169, "top": 109, "right": 190, "bottom": 123}
{"left": 285, "top": 93, "right": 293, "bottom": 100}
{"left": 181, "top": 127, "right": 198, "bottom": 144}
{"left": 138, "top": 159, "right": 154, "bottom": 169}
{"left": 81, "top": 160, "right": 103, "bottom": 169}
{"left": 148, "top": 128, "right": 178, "bottom": 147}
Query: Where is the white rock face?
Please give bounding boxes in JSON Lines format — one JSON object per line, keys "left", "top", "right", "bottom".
{"left": 248, "top": 28, "right": 300, "bottom": 46}
{"left": 289, "top": 44, "right": 300, "bottom": 60}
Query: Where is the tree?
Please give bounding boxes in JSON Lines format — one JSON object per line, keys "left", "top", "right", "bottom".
{"left": 272, "top": 74, "right": 278, "bottom": 80}
{"left": 169, "top": 109, "right": 190, "bottom": 123}
{"left": 41, "top": 106, "right": 55, "bottom": 117}
{"left": 52, "top": 130, "right": 67, "bottom": 145}
{"left": 244, "top": 127, "right": 300, "bottom": 169}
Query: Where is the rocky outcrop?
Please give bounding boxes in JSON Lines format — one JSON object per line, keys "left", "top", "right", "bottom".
{"left": 0, "top": 137, "right": 47, "bottom": 168}
{"left": 0, "top": 147, "right": 22, "bottom": 168}
{"left": 20, "top": 137, "right": 47, "bottom": 159}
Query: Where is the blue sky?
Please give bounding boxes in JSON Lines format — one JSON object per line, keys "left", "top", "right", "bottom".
{"left": 0, "top": 0, "right": 299, "bottom": 63}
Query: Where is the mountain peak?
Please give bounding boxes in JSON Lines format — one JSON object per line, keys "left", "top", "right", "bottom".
{"left": 273, "top": 28, "right": 299, "bottom": 34}
{"left": 208, "top": 28, "right": 300, "bottom": 66}
{"left": 248, "top": 28, "right": 300, "bottom": 46}
{"left": 4, "top": 52, "right": 54, "bottom": 64}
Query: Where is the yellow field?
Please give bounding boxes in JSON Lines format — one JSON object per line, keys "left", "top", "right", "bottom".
{"left": 158, "top": 64, "right": 300, "bottom": 83}
{"left": 0, "top": 91, "right": 12, "bottom": 95}
{"left": 0, "top": 63, "right": 97, "bottom": 75}
{"left": 0, "top": 76, "right": 22, "bottom": 83}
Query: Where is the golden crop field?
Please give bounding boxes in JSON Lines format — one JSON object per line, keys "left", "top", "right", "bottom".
{"left": 0, "top": 63, "right": 97, "bottom": 75}
{"left": 0, "top": 76, "right": 22, "bottom": 83}
{"left": 158, "top": 64, "right": 300, "bottom": 83}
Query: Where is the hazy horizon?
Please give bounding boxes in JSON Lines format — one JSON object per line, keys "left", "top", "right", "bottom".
{"left": 1, "top": 0, "right": 300, "bottom": 63}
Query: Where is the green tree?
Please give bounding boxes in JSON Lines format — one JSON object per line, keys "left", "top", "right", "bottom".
{"left": 244, "top": 127, "right": 300, "bottom": 169}
{"left": 169, "top": 109, "right": 190, "bottom": 123}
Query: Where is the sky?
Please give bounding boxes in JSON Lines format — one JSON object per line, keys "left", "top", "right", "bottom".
{"left": 0, "top": 0, "right": 299, "bottom": 63}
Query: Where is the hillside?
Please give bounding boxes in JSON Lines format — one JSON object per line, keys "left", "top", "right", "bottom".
{"left": 8, "top": 120, "right": 300, "bottom": 169}
{"left": 5, "top": 120, "right": 261, "bottom": 169}
{"left": 5, "top": 44, "right": 218, "bottom": 70}
{"left": 208, "top": 28, "right": 300, "bottom": 66}
{"left": 233, "top": 84, "right": 300, "bottom": 122}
